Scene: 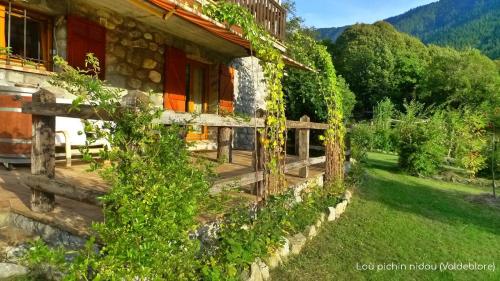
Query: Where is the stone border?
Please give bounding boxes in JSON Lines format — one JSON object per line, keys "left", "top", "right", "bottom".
{"left": 6, "top": 213, "right": 86, "bottom": 250}
{"left": 1, "top": 172, "right": 345, "bottom": 280}
{"left": 242, "top": 189, "right": 353, "bottom": 281}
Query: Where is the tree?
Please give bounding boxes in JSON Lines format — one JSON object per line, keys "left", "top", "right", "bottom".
{"left": 420, "top": 46, "right": 500, "bottom": 114}
{"left": 331, "top": 22, "right": 428, "bottom": 116}
{"left": 283, "top": 1, "right": 355, "bottom": 122}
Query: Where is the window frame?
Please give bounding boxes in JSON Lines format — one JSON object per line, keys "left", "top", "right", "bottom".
{"left": 0, "top": 1, "right": 53, "bottom": 71}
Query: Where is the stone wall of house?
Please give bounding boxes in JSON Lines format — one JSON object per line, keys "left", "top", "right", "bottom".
{"left": 68, "top": 4, "right": 165, "bottom": 95}
{"left": 232, "top": 56, "right": 267, "bottom": 150}
{"left": 0, "top": 0, "right": 271, "bottom": 150}
{"left": 0, "top": 68, "right": 49, "bottom": 87}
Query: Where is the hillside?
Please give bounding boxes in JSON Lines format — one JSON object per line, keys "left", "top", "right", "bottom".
{"left": 317, "top": 0, "right": 500, "bottom": 59}
{"left": 316, "top": 25, "right": 349, "bottom": 42}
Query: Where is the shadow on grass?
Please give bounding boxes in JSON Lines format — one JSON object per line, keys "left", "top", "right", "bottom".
{"left": 366, "top": 157, "right": 401, "bottom": 173}
{"left": 361, "top": 154, "right": 500, "bottom": 236}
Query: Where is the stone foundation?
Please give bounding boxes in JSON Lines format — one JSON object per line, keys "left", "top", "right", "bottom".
{"left": 8, "top": 213, "right": 86, "bottom": 249}
{"left": 0, "top": 68, "right": 50, "bottom": 88}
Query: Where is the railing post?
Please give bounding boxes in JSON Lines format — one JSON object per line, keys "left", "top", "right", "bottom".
{"left": 294, "top": 128, "right": 299, "bottom": 156}
{"left": 30, "top": 89, "right": 56, "bottom": 212}
{"left": 298, "top": 115, "right": 310, "bottom": 178}
{"left": 217, "top": 127, "right": 233, "bottom": 163}
{"left": 345, "top": 127, "right": 351, "bottom": 162}
{"left": 253, "top": 109, "right": 266, "bottom": 197}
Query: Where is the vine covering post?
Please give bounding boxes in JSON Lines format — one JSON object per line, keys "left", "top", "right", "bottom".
{"left": 30, "top": 89, "right": 56, "bottom": 212}
{"left": 254, "top": 109, "right": 267, "bottom": 198}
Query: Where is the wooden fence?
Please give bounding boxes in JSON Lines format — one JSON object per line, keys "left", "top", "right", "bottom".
{"left": 21, "top": 90, "right": 337, "bottom": 213}
{"left": 226, "top": 0, "right": 286, "bottom": 41}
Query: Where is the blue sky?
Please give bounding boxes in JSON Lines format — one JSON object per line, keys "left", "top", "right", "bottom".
{"left": 293, "top": 0, "right": 437, "bottom": 28}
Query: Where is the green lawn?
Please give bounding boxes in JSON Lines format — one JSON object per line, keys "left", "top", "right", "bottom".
{"left": 271, "top": 152, "right": 500, "bottom": 281}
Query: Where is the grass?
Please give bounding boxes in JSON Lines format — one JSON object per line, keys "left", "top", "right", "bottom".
{"left": 271, "top": 152, "right": 500, "bottom": 281}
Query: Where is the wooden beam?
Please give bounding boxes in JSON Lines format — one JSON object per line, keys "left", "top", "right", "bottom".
{"left": 284, "top": 156, "right": 326, "bottom": 173}
{"left": 158, "top": 110, "right": 265, "bottom": 128}
{"left": 286, "top": 120, "right": 329, "bottom": 130}
{"left": 217, "top": 127, "right": 233, "bottom": 163}
{"left": 298, "top": 115, "right": 310, "bottom": 178}
{"left": 210, "top": 171, "right": 264, "bottom": 194}
{"left": 30, "top": 90, "right": 56, "bottom": 212}
{"left": 23, "top": 175, "right": 106, "bottom": 206}
{"left": 22, "top": 102, "right": 113, "bottom": 121}
{"left": 22, "top": 102, "right": 329, "bottom": 130}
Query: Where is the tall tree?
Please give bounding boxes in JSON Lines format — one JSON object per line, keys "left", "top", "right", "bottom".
{"left": 332, "top": 22, "right": 428, "bottom": 116}
{"left": 421, "top": 46, "right": 500, "bottom": 113}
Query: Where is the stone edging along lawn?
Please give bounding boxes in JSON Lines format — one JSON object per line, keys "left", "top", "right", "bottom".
{"left": 241, "top": 189, "right": 353, "bottom": 281}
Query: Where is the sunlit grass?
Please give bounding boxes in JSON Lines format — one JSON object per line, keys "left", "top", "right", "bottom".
{"left": 272, "top": 152, "right": 500, "bottom": 281}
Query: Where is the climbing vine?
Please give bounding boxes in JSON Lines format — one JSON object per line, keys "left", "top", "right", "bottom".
{"left": 204, "top": 2, "right": 287, "bottom": 193}
{"left": 284, "top": 24, "right": 346, "bottom": 191}
{"left": 316, "top": 44, "right": 345, "bottom": 187}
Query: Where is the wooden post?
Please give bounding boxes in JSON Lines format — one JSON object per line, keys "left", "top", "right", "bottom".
{"left": 345, "top": 127, "right": 351, "bottom": 162}
{"left": 294, "top": 129, "right": 299, "bottom": 156}
{"left": 298, "top": 115, "right": 310, "bottom": 178}
{"left": 217, "top": 127, "right": 233, "bottom": 163}
{"left": 253, "top": 110, "right": 266, "bottom": 197}
{"left": 30, "top": 89, "right": 56, "bottom": 212}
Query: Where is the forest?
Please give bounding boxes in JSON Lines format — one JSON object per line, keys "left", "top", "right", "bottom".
{"left": 283, "top": 13, "right": 499, "bottom": 186}
{"left": 386, "top": 0, "right": 500, "bottom": 59}
{"left": 318, "top": 0, "right": 500, "bottom": 60}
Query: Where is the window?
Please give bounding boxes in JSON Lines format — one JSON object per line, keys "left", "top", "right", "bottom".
{"left": 0, "top": 2, "right": 53, "bottom": 70}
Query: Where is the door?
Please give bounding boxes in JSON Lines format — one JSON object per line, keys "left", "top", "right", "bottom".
{"left": 164, "top": 47, "right": 209, "bottom": 140}
{"left": 186, "top": 61, "right": 209, "bottom": 140}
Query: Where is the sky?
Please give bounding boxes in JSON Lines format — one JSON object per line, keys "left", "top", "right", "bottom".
{"left": 293, "top": 0, "right": 438, "bottom": 28}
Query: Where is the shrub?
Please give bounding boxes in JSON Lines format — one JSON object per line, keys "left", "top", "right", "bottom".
{"left": 478, "top": 130, "right": 499, "bottom": 179}
{"left": 443, "top": 109, "right": 489, "bottom": 177}
{"left": 350, "top": 122, "right": 374, "bottom": 162}
{"left": 396, "top": 102, "right": 446, "bottom": 176}
{"left": 200, "top": 189, "right": 340, "bottom": 280}
{"left": 24, "top": 55, "right": 211, "bottom": 280}
{"left": 373, "top": 98, "right": 397, "bottom": 152}
{"left": 455, "top": 109, "right": 488, "bottom": 177}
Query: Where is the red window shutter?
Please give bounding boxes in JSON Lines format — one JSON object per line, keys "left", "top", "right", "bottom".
{"left": 164, "top": 47, "right": 187, "bottom": 111}
{"left": 67, "top": 16, "right": 106, "bottom": 79}
{"left": 219, "top": 65, "right": 234, "bottom": 113}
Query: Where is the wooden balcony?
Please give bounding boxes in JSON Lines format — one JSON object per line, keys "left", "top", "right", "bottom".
{"left": 224, "top": 0, "right": 286, "bottom": 41}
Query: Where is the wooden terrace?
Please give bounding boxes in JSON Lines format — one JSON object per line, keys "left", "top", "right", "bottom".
{"left": 0, "top": 150, "right": 325, "bottom": 237}
{"left": 0, "top": 89, "right": 340, "bottom": 238}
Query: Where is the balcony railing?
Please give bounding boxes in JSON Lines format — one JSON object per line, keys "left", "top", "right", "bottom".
{"left": 225, "top": 0, "right": 286, "bottom": 41}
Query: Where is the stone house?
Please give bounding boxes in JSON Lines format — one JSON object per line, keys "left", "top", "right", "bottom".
{"left": 0, "top": 0, "right": 297, "bottom": 150}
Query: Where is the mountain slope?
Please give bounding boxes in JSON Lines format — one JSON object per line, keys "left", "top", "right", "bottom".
{"left": 317, "top": 0, "right": 500, "bottom": 59}
{"left": 316, "top": 25, "right": 349, "bottom": 42}
{"left": 386, "top": 0, "right": 500, "bottom": 59}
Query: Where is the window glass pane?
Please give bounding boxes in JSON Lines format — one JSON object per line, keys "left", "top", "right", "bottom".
{"left": 6, "top": 12, "right": 41, "bottom": 60}
{"left": 190, "top": 67, "right": 204, "bottom": 134}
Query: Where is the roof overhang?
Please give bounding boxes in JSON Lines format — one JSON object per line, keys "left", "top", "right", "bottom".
{"left": 89, "top": 0, "right": 311, "bottom": 70}
{"left": 283, "top": 55, "right": 316, "bottom": 72}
